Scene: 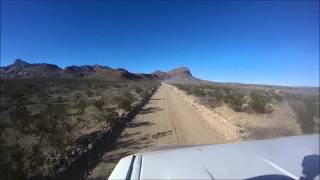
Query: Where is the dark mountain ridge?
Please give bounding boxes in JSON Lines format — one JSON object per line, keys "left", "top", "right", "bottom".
{"left": 1, "top": 59, "right": 318, "bottom": 96}
{"left": 0, "top": 59, "right": 197, "bottom": 81}
{"left": 1, "top": 59, "right": 63, "bottom": 78}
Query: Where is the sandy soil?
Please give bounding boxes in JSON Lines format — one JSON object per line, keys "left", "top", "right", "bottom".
{"left": 86, "top": 83, "right": 226, "bottom": 179}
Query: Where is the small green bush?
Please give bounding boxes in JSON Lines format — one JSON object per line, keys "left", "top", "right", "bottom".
{"left": 205, "top": 89, "right": 224, "bottom": 108}
{"left": 193, "top": 87, "right": 206, "bottom": 97}
{"left": 135, "top": 87, "right": 146, "bottom": 98}
{"left": 94, "top": 99, "right": 104, "bottom": 111}
{"left": 77, "top": 100, "right": 87, "bottom": 114}
{"left": 86, "top": 90, "right": 94, "bottom": 97}
{"left": 224, "top": 93, "right": 244, "bottom": 112}
{"left": 0, "top": 143, "right": 29, "bottom": 180}
{"left": 274, "top": 94, "right": 283, "bottom": 102}
{"left": 104, "top": 110, "right": 118, "bottom": 127}
{"left": 10, "top": 105, "right": 32, "bottom": 133}
{"left": 249, "top": 92, "right": 270, "bottom": 113}
{"left": 0, "top": 140, "right": 47, "bottom": 179}
{"left": 135, "top": 87, "right": 143, "bottom": 94}
{"left": 33, "top": 104, "right": 69, "bottom": 135}
{"left": 117, "top": 92, "right": 135, "bottom": 111}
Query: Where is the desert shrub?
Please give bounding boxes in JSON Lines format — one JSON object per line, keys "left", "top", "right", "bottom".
{"left": 28, "top": 143, "right": 46, "bottom": 172}
{"left": 213, "top": 89, "right": 225, "bottom": 101}
{"left": 10, "top": 105, "right": 32, "bottom": 133}
{"left": 135, "top": 87, "right": 143, "bottom": 94}
{"left": 91, "top": 84, "right": 98, "bottom": 90}
{"left": 134, "top": 86, "right": 147, "bottom": 99}
{"left": 117, "top": 92, "right": 135, "bottom": 111}
{"left": 112, "top": 83, "right": 123, "bottom": 88}
{"left": 77, "top": 100, "right": 87, "bottom": 114}
{"left": 249, "top": 92, "right": 270, "bottom": 113}
{"left": 56, "top": 96, "right": 64, "bottom": 103}
{"left": 193, "top": 87, "right": 206, "bottom": 96}
{"left": 104, "top": 110, "right": 119, "bottom": 127}
{"left": 1, "top": 141, "right": 49, "bottom": 179}
{"left": 27, "top": 104, "right": 72, "bottom": 175}
{"left": 224, "top": 93, "right": 244, "bottom": 112}
{"left": 175, "top": 84, "right": 193, "bottom": 95}
{"left": 10, "top": 92, "right": 26, "bottom": 102}
{"left": 86, "top": 90, "right": 94, "bottom": 97}
{"left": 205, "top": 89, "right": 224, "bottom": 108}
{"left": 105, "top": 111, "right": 118, "bottom": 121}
{"left": 33, "top": 104, "right": 70, "bottom": 142}
{"left": 274, "top": 94, "right": 284, "bottom": 102}
{"left": 175, "top": 85, "right": 206, "bottom": 97}
{"left": 0, "top": 143, "right": 29, "bottom": 180}
{"left": 0, "top": 103, "right": 9, "bottom": 111}
{"left": 94, "top": 99, "right": 104, "bottom": 111}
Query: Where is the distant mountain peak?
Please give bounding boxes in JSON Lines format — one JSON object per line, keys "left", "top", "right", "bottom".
{"left": 153, "top": 70, "right": 166, "bottom": 73}
{"left": 168, "top": 67, "right": 192, "bottom": 77}
{"left": 152, "top": 70, "right": 168, "bottom": 79}
{"left": 9, "top": 59, "right": 31, "bottom": 69}
{"left": 171, "top": 67, "right": 190, "bottom": 71}
{"left": 13, "top": 59, "right": 28, "bottom": 65}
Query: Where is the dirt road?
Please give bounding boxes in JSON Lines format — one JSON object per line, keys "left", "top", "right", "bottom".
{"left": 87, "top": 83, "right": 225, "bottom": 179}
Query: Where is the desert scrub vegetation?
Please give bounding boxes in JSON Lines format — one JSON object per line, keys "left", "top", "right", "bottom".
{"left": 224, "top": 92, "right": 245, "bottom": 112}
{"left": 0, "top": 78, "right": 159, "bottom": 179}
{"left": 173, "top": 83, "right": 319, "bottom": 134}
{"left": 173, "top": 84, "right": 272, "bottom": 113}
{"left": 249, "top": 92, "right": 271, "bottom": 113}
{"left": 115, "top": 92, "right": 135, "bottom": 111}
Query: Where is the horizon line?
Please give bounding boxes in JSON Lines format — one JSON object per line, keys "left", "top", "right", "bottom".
{"left": 1, "top": 58, "right": 319, "bottom": 88}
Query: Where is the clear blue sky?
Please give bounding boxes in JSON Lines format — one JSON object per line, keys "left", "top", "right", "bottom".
{"left": 1, "top": 0, "right": 319, "bottom": 86}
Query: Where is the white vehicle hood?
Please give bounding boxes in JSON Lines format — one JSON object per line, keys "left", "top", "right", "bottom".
{"left": 109, "top": 134, "right": 320, "bottom": 179}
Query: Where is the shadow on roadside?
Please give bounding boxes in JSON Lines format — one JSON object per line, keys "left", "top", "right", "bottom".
{"left": 139, "top": 106, "right": 162, "bottom": 114}
{"left": 50, "top": 88, "right": 158, "bottom": 180}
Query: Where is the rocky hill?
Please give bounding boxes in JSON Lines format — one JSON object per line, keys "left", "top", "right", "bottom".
{"left": 163, "top": 67, "right": 204, "bottom": 84}
{"left": 0, "top": 59, "right": 63, "bottom": 78}
{"left": 151, "top": 70, "right": 169, "bottom": 79}
{"left": 0, "top": 59, "right": 150, "bottom": 80}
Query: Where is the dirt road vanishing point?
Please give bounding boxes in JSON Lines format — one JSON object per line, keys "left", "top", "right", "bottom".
{"left": 87, "top": 83, "right": 225, "bottom": 179}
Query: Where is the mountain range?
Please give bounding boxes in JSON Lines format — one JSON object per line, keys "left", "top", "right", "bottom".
{"left": 0, "top": 59, "right": 199, "bottom": 83}
{"left": 1, "top": 59, "right": 319, "bottom": 96}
